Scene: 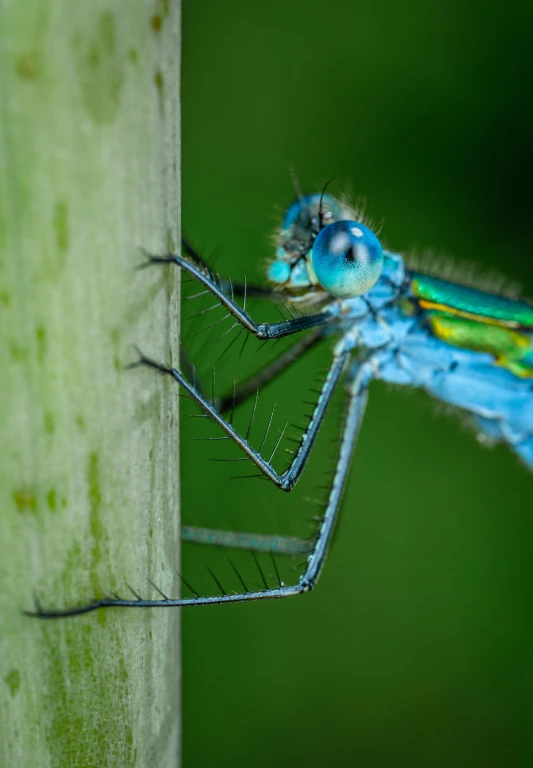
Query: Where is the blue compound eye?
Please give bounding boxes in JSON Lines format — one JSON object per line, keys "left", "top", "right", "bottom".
{"left": 311, "top": 221, "right": 383, "bottom": 299}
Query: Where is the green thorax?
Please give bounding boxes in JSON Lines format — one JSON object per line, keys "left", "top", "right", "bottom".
{"left": 410, "top": 272, "right": 533, "bottom": 328}
{"left": 407, "top": 272, "right": 533, "bottom": 378}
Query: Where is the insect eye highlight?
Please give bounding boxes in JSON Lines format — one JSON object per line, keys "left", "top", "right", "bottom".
{"left": 311, "top": 220, "right": 383, "bottom": 299}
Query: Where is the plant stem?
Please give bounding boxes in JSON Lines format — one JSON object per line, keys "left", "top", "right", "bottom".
{"left": 0, "top": 2, "right": 181, "bottom": 766}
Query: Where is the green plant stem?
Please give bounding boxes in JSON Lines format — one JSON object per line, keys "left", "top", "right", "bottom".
{"left": 0, "top": 2, "right": 181, "bottom": 766}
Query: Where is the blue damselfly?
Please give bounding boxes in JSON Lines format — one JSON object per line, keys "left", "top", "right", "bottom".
{"left": 29, "top": 190, "right": 533, "bottom": 618}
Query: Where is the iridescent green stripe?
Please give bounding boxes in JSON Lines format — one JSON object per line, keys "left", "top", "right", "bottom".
{"left": 411, "top": 273, "right": 533, "bottom": 328}
{"left": 426, "top": 310, "right": 533, "bottom": 377}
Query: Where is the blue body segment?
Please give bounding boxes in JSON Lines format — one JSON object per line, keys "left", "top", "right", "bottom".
{"left": 333, "top": 253, "right": 533, "bottom": 469}
{"left": 268, "top": 260, "right": 291, "bottom": 284}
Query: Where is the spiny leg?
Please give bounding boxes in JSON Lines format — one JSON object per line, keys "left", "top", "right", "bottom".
{"left": 181, "top": 327, "right": 324, "bottom": 417}
{"left": 217, "top": 326, "right": 324, "bottom": 413}
{"left": 131, "top": 346, "right": 350, "bottom": 491}
{"left": 26, "top": 363, "right": 372, "bottom": 618}
{"left": 181, "top": 526, "right": 314, "bottom": 555}
{"left": 182, "top": 236, "right": 279, "bottom": 300}
{"left": 179, "top": 330, "right": 325, "bottom": 559}
{"left": 179, "top": 325, "right": 323, "bottom": 414}
{"left": 140, "top": 249, "right": 333, "bottom": 341}
{"left": 300, "top": 365, "right": 371, "bottom": 588}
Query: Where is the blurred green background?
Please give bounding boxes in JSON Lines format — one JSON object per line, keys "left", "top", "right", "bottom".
{"left": 181, "top": 2, "right": 533, "bottom": 766}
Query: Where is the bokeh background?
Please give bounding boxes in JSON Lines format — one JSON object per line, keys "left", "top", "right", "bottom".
{"left": 181, "top": 2, "right": 533, "bottom": 766}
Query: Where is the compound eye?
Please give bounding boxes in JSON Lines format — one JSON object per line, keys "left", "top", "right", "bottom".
{"left": 311, "top": 221, "right": 383, "bottom": 298}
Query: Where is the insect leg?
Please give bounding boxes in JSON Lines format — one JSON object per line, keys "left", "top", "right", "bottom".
{"left": 26, "top": 363, "right": 372, "bottom": 618}
{"left": 181, "top": 526, "right": 314, "bottom": 555}
{"left": 179, "top": 326, "right": 323, "bottom": 414}
{"left": 128, "top": 346, "right": 349, "bottom": 491}
{"left": 182, "top": 236, "right": 278, "bottom": 300}
{"left": 216, "top": 326, "right": 324, "bottom": 412}
{"left": 298, "top": 362, "right": 372, "bottom": 590}
{"left": 140, "top": 249, "right": 333, "bottom": 340}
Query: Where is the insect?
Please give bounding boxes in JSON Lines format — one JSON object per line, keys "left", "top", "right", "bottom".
{"left": 29, "top": 190, "right": 533, "bottom": 618}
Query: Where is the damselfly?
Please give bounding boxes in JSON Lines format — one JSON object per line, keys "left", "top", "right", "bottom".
{"left": 30, "top": 191, "right": 533, "bottom": 618}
